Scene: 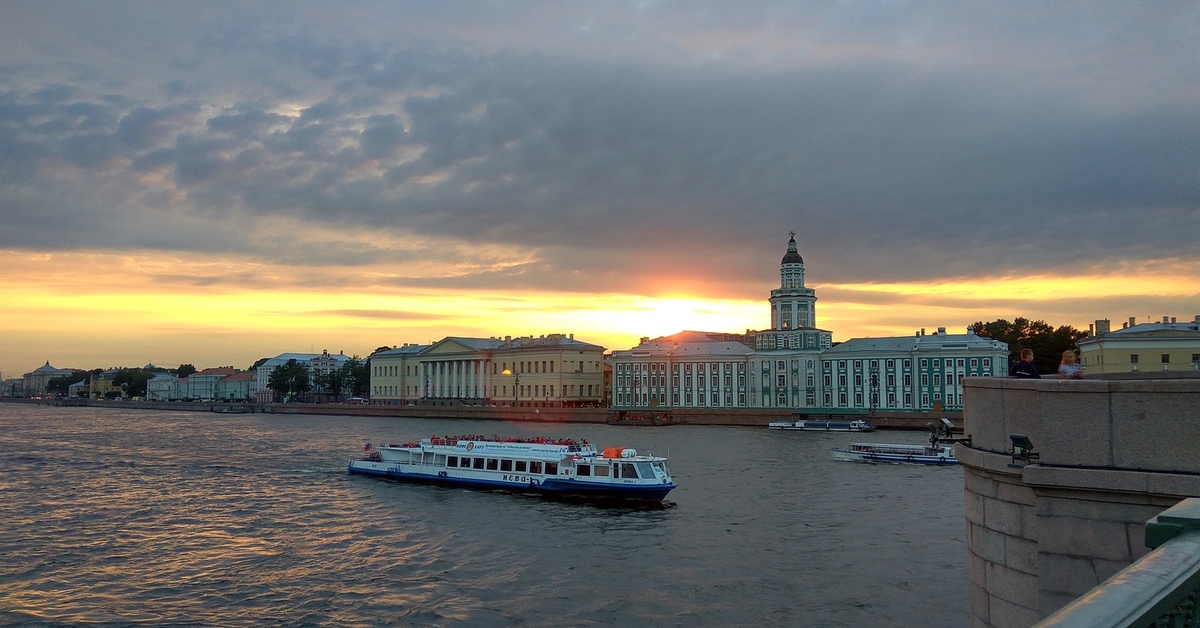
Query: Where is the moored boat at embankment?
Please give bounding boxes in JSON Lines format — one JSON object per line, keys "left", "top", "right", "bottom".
{"left": 768, "top": 419, "right": 876, "bottom": 432}
{"left": 830, "top": 442, "right": 959, "bottom": 465}
{"left": 347, "top": 435, "right": 676, "bottom": 502}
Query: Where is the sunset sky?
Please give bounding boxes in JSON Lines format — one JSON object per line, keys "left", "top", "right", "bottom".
{"left": 2, "top": 2, "right": 1198, "bottom": 379}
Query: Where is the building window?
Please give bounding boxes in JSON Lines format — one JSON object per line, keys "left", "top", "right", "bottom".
{"left": 1131, "top": 354, "right": 1139, "bottom": 364}
{"left": 1163, "top": 354, "right": 1171, "bottom": 364}
{"left": 838, "top": 392, "right": 847, "bottom": 405}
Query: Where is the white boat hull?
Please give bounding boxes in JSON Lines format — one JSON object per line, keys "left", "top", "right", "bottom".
{"left": 347, "top": 438, "right": 676, "bottom": 502}
{"left": 830, "top": 443, "right": 959, "bottom": 465}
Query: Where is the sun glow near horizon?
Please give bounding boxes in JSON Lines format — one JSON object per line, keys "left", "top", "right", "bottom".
{"left": 2, "top": 249, "right": 1198, "bottom": 377}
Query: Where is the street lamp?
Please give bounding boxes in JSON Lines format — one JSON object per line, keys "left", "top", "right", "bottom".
{"left": 501, "top": 367, "right": 520, "bottom": 406}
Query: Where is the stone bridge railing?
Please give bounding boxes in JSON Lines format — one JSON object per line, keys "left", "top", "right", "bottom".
{"left": 1035, "top": 498, "right": 1200, "bottom": 627}
{"left": 960, "top": 376, "right": 1200, "bottom": 627}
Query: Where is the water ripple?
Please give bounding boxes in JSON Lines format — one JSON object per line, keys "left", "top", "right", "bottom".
{"left": 0, "top": 405, "right": 967, "bottom": 626}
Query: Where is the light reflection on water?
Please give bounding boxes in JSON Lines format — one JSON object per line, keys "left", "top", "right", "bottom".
{"left": 0, "top": 405, "right": 968, "bottom": 626}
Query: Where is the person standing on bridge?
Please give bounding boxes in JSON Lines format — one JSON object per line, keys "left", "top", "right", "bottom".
{"left": 1058, "top": 350, "right": 1084, "bottom": 379}
{"left": 1010, "top": 348, "right": 1041, "bottom": 378}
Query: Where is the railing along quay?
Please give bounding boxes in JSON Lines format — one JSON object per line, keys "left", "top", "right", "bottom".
{"left": 1036, "top": 498, "right": 1200, "bottom": 628}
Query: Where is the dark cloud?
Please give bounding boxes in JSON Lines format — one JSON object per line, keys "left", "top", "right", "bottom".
{"left": 0, "top": 2, "right": 1197, "bottom": 294}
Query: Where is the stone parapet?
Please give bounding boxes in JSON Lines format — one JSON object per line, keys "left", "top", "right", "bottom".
{"left": 960, "top": 377, "right": 1200, "bottom": 627}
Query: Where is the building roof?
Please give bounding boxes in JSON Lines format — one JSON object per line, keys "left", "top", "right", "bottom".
{"left": 823, "top": 330, "right": 1007, "bottom": 356}
{"left": 500, "top": 334, "right": 604, "bottom": 351}
{"left": 259, "top": 353, "right": 352, "bottom": 368}
{"left": 30, "top": 361, "right": 67, "bottom": 375}
{"left": 673, "top": 341, "right": 756, "bottom": 358}
{"left": 372, "top": 344, "right": 430, "bottom": 357}
{"left": 781, "top": 234, "right": 803, "bottom": 265}
{"left": 196, "top": 367, "right": 237, "bottom": 376}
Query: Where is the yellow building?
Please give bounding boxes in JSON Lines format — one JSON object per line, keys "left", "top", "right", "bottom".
{"left": 1077, "top": 316, "right": 1200, "bottom": 374}
{"left": 89, "top": 369, "right": 124, "bottom": 399}
{"left": 369, "top": 334, "right": 606, "bottom": 408}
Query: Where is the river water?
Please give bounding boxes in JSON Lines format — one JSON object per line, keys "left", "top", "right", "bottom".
{"left": 0, "top": 404, "right": 968, "bottom": 626}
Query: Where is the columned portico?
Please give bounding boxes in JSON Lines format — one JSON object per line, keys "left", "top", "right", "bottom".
{"left": 421, "top": 358, "right": 490, "bottom": 401}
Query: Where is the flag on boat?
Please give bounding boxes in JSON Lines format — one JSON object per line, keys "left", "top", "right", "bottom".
{"left": 364, "top": 442, "right": 371, "bottom": 451}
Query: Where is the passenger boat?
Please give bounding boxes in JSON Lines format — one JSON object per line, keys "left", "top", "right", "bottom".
{"left": 829, "top": 442, "right": 959, "bottom": 465}
{"left": 767, "top": 419, "right": 875, "bottom": 432}
{"left": 347, "top": 436, "right": 677, "bottom": 502}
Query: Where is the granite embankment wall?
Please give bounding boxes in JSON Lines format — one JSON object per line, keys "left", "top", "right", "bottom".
{"left": 3, "top": 397, "right": 957, "bottom": 430}
{"left": 960, "top": 374, "right": 1200, "bottom": 628}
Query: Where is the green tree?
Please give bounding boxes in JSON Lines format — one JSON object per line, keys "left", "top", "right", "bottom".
{"left": 267, "top": 359, "right": 310, "bottom": 402}
{"left": 313, "top": 357, "right": 369, "bottom": 401}
{"left": 313, "top": 368, "right": 345, "bottom": 401}
{"left": 45, "top": 370, "right": 89, "bottom": 396}
{"left": 372, "top": 346, "right": 392, "bottom": 355}
{"left": 173, "top": 364, "right": 197, "bottom": 378}
{"left": 972, "top": 318, "right": 1089, "bottom": 375}
{"left": 112, "top": 368, "right": 154, "bottom": 397}
{"left": 346, "top": 358, "right": 369, "bottom": 397}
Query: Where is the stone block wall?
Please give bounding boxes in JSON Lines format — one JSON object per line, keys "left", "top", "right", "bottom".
{"left": 960, "top": 377, "right": 1200, "bottom": 628}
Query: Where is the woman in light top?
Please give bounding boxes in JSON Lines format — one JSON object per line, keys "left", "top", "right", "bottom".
{"left": 1058, "top": 350, "right": 1084, "bottom": 379}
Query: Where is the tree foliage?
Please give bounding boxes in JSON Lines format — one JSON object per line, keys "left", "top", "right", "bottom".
{"left": 173, "top": 363, "right": 197, "bottom": 378}
{"left": 45, "top": 370, "right": 89, "bottom": 395}
{"left": 312, "top": 357, "right": 369, "bottom": 400}
{"left": 112, "top": 368, "right": 154, "bottom": 397}
{"left": 972, "top": 318, "right": 1089, "bottom": 375}
{"left": 372, "top": 346, "right": 392, "bottom": 355}
{"left": 267, "top": 359, "right": 310, "bottom": 401}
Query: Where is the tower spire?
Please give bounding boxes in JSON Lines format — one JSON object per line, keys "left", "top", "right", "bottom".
{"left": 770, "top": 232, "right": 815, "bottom": 329}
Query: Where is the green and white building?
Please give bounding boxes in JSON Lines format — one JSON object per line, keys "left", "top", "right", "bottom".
{"left": 610, "top": 233, "right": 1009, "bottom": 413}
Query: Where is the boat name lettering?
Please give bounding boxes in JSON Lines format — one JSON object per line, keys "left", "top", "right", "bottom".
{"left": 502, "top": 474, "right": 532, "bottom": 483}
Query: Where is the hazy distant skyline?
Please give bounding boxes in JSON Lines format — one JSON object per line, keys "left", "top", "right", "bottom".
{"left": 2, "top": 2, "right": 1198, "bottom": 377}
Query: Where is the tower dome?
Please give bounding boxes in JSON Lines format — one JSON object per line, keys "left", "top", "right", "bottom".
{"left": 781, "top": 234, "right": 803, "bottom": 265}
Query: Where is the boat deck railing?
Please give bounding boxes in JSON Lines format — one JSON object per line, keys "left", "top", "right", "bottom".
{"left": 1034, "top": 498, "right": 1200, "bottom": 628}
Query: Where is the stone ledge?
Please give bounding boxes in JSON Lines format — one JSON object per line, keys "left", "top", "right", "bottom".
{"left": 959, "top": 446, "right": 1030, "bottom": 476}
{"left": 1023, "top": 465, "right": 1200, "bottom": 497}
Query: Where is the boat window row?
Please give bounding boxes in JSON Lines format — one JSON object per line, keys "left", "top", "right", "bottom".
{"left": 446, "top": 456, "right": 561, "bottom": 476}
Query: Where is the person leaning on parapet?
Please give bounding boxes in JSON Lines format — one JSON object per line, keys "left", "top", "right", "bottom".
{"left": 1010, "top": 348, "right": 1041, "bottom": 378}
{"left": 1058, "top": 350, "right": 1084, "bottom": 379}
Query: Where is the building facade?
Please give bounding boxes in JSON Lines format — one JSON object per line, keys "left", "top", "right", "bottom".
{"left": 820, "top": 329, "right": 1008, "bottom": 413}
{"left": 254, "top": 350, "right": 352, "bottom": 402}
{"left": 610, "top": 234, "right": 1009, "bottom": 413}
{"left": 22, "top": 362, "right": 75, "bottom": 397}
{"left": 1077, "top": 316, "right": 1200, "bottom": 374}
{"left": 368, "top": 334, "right": 606, "bottom": 407}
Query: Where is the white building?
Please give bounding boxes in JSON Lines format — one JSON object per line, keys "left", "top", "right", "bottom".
{"left": 255, "top": 350, "right": 352, "bottom": 402}
{"left": 610, "top": 233, "right": 1008, "bottom": 413}
{"left": 820, "top": 328, "right": 1008, "bottom": 413}
{"left": 22, "top": 362, "right": 75, "bottom": 397}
